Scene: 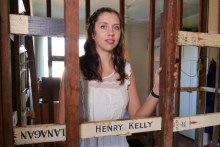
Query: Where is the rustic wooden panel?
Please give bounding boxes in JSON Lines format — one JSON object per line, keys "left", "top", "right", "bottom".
{"left": 10, "top": 14, "right": 64, "bottom": 36}
{"left": 0, "top": 0, "right": 14, "bottom": 146}
{"left": 80, "top": 117, "right": 161, "bottom": 138}
{"left": 195, "top": 1, "right": 208, "bottom": 145}
{"left": 148, "top": 0, "right": 156, "bottom": 91}
{"left": 80, "top": 113, "right": 220, "bottom": 138}
{"left": 14, "top": 124, "right": 66, "bottom": 145}
{"left": 25, "top": 36, "right": 41, "bottom": 124}
{"left": 13, "top": 112, "right": 220, "bottom": 144}
{"left": 180, "top": 87, "right": 220, "bottom": 93}
{"left": 159, "top": 0, "right": 177, "bottom": 146}
{"left": 64, "top": 0, "right": 80, "bottom": 147}
{"left": 177, "top": 31, "right": 220, "bottom": 48}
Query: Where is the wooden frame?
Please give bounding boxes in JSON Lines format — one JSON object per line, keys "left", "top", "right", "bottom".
{"left": 1, "top": 0, "right": 219, "bottom": 146}
{"left": 13, "top": 112, "right": 220, "bottom": 145}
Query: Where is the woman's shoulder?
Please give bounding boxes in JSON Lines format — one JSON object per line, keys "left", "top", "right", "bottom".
{"left": 125, "top": 61, "right": 132, "bottom": 77}
{"left": 125, "top": 61, "right": 131, "bottom": 71}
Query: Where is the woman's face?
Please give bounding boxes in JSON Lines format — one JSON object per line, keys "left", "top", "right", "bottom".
{"left": 92, "top": 12, "right": 121, "bottom": 54}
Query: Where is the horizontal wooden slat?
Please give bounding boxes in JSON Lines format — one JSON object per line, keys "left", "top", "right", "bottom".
{"left": 180, "top": 87, "right": 199, "bottom": 92}
{"left": 80, "top": 112, "right": 220, "bottom": 138}
{"left": 14, "top": 124, "right": 66, "bottom": 145}
{"left": 80, "top": 117, "right": 161, "bottom": 138}
{"left": 180, "top": 86, "right": 220, "bottom": 93}
{"left": 177, "top": 31, "right": 220, "bottom": 48}
{"left": 200, "top": 86, "right": 220, "bottom": 93}
{"left": 10, "top": 14, "right": 64, "bottom": 36}
{"left": 14, "top": 112, "right": 220, "bottom": 144}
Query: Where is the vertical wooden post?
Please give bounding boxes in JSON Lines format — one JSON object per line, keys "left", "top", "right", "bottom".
{"left": 212, "top": 1, "right": 220, "bottom": 146}
{"left": 85, "top": 0, "right": 90, "bottom": 24}
{"left": 195, "top": 0, "right": 208, "bottom": 146}
{"left": 0, "top": 0, "right": 14, "bottom": 146}
{"left": 23, "top": 0, "right": 41, "bottom": 124}
{"left": 64, "top": 0, "right": 80, "bottom": 146}
{"left": 120, "top": 0, "right": 125, "bottom": 28}
{"left": 173, "top": 0, "right": 182, "bottom": 146}
{"left": 0, "top": 0, "right": 4, "bottom": 146}
{"left": 148, "top": 0, "right": 156, "bottom": 146}
{"left": 159, "top": 0, "right": 177, "bottom": 146}
{"left": 148, "top": 0, "right": 155, "bottom": 91}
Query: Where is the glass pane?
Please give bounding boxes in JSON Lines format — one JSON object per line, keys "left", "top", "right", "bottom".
{"left": 52, "top": 37, "right": 65, "bottom": 56}
{"left": 52, "top": 61, "right": 64, "bottom": 77}
{"left": 79, "top": 38, "right": 86, "bottom": 56}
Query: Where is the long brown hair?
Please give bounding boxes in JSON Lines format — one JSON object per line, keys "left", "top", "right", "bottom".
{"left": 80, "top": 7, "right": 127, "bottom": 84}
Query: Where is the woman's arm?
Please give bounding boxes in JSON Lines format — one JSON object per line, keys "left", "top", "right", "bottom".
{"left": 127, "top": 68, "right": 161, "bottom": 119}
{"left": 127, "top": 63, "right": 178, "bottom": 119}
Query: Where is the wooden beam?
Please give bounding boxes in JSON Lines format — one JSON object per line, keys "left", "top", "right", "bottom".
{"left": 180, "top": 87, "right": 220, "bottom": 93}
{"left": 148, "top": 0, "right": 155, "bottom": 91}
{"left": 25, "top": 37, "right": 41, "bottom": 124}
{"left": 13, "top": 112, "right": 220, "bottom": 145}
{"left": 0, "top": 0, "right": 4, "bottom": 145}
{"left": 177, "top": 31, "right": 220, "bottom": 48}
{"left": 147, "top": 1, "right": 156, "bottom": 146}
{"left": 14, "top": 124, "right": 66, "bottom": 145}
{"left": 23, "top": 0, "right": 41, "bottom": 124}
{"left": 195, "top": 1, "right": 208, "bottom": 146}
{"left": 85, "top": 0, "right": 90, "bottom": 24}
{"left": 64, "top": 0, "right": 80, "bottom": 147}
{"left": 10, "top": 14, "right": 64, "bottom": 36}
{"left": 0, "top": 0, "right": 14, "bottom": 146}
{"left": 212, "top": 0, "right": 220, "bottom": 145}
{"left": 159, "top": 0, "right": 177, "bottom": 146}
{"left": 119, "top": 0, "right": 125, "bottom": 28}
{"left": 80, "top": 113, "right": 220, "bottom": 138}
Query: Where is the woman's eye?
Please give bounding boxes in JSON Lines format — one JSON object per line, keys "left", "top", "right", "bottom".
{"left": 114, "top": 26, "right": 120, "bottom": 30}
{"left": 100, "top": 25, "right": 107, "bottom": 29}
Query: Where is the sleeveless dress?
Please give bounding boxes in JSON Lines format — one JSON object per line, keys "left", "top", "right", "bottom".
{"left": 80, "top": 62, "right": 131, "bottom": 147}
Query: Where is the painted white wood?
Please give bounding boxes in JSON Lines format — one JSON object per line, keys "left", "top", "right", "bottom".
{"left": 14, "top": 124, "right": 66, "bottom": 145}
{"left": 80, "top": 117, "right": 162, "bottom": 138}
{"left": 177, "top": 31, "right": 220, "bottom": 48}
{"left": 13, "top": 113, "right": 220, "bottom": 144}
{"left": 10, "top": 14, "right": 29, "bottom": 35}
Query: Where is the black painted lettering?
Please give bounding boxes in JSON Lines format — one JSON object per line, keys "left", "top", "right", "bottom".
{"left": 113, "top": 125, "right": 117, "bottom": 131}
{"left": 35, "top": 130, "right": 41, "bottom": 138}
{"left": 148, "top": 121, "right": 152, "bottom": 127}
{"left": 135, "top": 123, "right": 139, "bottom": 129}
{"left": 40, "top": 130, "right": 47, "bottom": 138}
{"left": 62, "top": 129, "right": 65, "bottom": 136}
{"left": 107, "top": 125, "right": 112, "bottom": 132}
{"left": 129, "top": 122, "right": 134, "bottom": 129}
{"left": 118, "top": 124, "right": 123, "bottom": 130}
{"left": 48, "top": 129, "right": 53, "bottom": 137}
{"left": 21, "top": 131, "right": 27, "bottom": 139}
{"left": 103, "top": 126, "right": 107, "bottom": 132}
{"left": 27, "top": 131, "right": 35, "bottom": 139}
{"left": 54, "top": 129, "right": 60, "bottom": 136}
{"left": 96, "top": 125, "right": 101, "bottom": 132}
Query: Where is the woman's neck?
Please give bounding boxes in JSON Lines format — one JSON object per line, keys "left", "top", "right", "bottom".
{"left": 99, "top": 53, "right": 115, "bottom": 77}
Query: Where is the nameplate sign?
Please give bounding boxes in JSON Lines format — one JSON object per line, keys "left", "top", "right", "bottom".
{"left": 80, "top": 113, "right": 220, "bottom": 138}
{"left": 13, "top": 113, "right": 220, "bottom": 144}
{"left": 80, "top": 117, "right": 161, "bottom": 138}
{"left": 14, "top": 124, "right": 66, "bottom": 145}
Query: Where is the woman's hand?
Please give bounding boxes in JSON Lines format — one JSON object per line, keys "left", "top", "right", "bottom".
{"left": 153, "top": 67, "right": 162, "bottom": 95}
{"left": 153, "top": 64, "right": 179, "bottom": 95}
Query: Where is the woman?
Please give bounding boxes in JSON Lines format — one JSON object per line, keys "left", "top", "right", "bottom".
{"left": 59, "top": 7, "right": 177, "bottom": 147}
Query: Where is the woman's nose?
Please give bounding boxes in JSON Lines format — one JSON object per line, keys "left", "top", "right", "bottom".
{"left": 108, "top": 27, "right": 114, "bottom": 36}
